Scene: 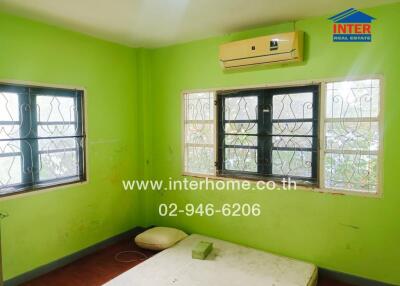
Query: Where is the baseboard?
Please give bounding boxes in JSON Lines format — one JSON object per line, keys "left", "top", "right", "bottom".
{"left": 4, "top": 226, "right": 145, "bottom": 286}
{"left": 319, "top": 268, "right": 396, "bottom": 286}
{"left": 4, "top": 229, "right": 395, "bottom": 286}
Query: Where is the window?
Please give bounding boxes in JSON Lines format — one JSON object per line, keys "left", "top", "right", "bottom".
{"left": 183, "top": 92, "right": 215, "bottom": 176}
{"left": 0, "top": 83, "right": 86, "bottom": 196}
{"left": 217, "top": 86, "right": 319, "bottom": 184}
{"left": 322, "top": 79, "right": 381, "bottom": 193}
{"left": 182, "top": 77, "right": 382, "bottom": 194}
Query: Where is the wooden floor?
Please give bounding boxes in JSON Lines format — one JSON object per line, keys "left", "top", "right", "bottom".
{"left": 21, "top": 237, "right": 355, "bottom": 286}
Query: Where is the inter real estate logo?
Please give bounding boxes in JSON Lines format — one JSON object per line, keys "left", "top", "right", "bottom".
{"left": 328, "top": 8, "right": 376, "bottom": 42}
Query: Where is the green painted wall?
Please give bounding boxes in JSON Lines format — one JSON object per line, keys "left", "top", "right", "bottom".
{"left": 0, "top": 12, "right": 143, "bottom": 280}
{"left": 1, "top": 2, "right": 400, "bottom": 285}
{"left": 142, "top": 3, "right": 400, "bottom": 285}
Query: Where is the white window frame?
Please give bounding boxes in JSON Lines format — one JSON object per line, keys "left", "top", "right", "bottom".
{"left": 319, "top": 76, "right": 384, "bottom": 197}
{"left": 181, "top": 91, "right": 217, "bottom": 177}
{"left": 181, "top": 75, "right": 384, "bottom": 197}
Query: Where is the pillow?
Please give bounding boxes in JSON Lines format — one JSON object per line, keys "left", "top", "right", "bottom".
{"left": 135, "top": 227, "right": 188, "bottom": 250}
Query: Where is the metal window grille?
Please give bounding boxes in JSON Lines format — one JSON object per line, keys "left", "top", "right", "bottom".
{"left": 322, "top": 79, "right": 381, "bottom": 193}
{"left": 0, "top": 83, "right": 86, "bottom": 196}
{"left": 216, "top": 85, "right": 320, "bottom": 184}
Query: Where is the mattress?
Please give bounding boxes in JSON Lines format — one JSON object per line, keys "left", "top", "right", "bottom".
{"left": 104, "top": 234, "right": 317, "bottom": 286}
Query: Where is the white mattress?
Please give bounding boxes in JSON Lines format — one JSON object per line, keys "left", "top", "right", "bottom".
{"left": 104, "top": 234, "right": 317, "bottom": 286}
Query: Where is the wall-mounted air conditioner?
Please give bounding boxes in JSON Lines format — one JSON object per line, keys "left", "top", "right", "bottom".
{"left": 219, "top": 31, "right": 304, "bottom": 69}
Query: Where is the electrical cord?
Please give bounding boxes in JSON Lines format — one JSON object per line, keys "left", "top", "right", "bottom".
{"left": 114, "top": 250, "right": 148, "bottom": 263}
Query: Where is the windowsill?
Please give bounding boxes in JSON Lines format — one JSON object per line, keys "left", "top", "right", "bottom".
{"left": 216, "top": 172, "right": 317, "bottom": 188}
{"left": 181, "top": 173, "right": 382, "bottom": 198}
{"left": 0, "top": 178, "right": 88, "bottom": 201}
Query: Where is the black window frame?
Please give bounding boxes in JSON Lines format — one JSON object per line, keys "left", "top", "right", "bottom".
{"left": 0, "top": 83, "right": 86, "bottom": 197}
{"left": 217, "top": 85, "right": 320, "bottom": 185}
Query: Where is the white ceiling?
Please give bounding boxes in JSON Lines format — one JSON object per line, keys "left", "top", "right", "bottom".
{"left": 0, "top": 0, "right": 397, "bottom": 48}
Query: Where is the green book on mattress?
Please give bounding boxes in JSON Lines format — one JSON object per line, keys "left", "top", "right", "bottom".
{"left": 192, "top": 241, "right": 213, "bottom": 260}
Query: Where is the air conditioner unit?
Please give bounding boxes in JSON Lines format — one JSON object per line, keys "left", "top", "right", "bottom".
{"left": 219, "top": 31, "right": 304, "bottom": 69}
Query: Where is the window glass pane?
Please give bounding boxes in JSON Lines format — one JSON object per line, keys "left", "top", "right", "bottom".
{"left": 39, "top": 138, "right": 77, "bottom": 151}
{"left": 0, "top": 92, "right": 19, "bottom": 121}
{"left": 273, "top": 92, "right": 313, "bottom": 120}
{"left": 0, "top": 92, "right": 20, "bottom": 142}
{"left": 36, "top": 96, "right": 76, "bottom": 122}
{"left": 325, "top": 153, "right": 377, "bottom": 192}
{"left": 225, "top": 135, "right": 257, "bottom": 146}
{"left": 36, "top": 95, "right": 83, "bottom": 183}
{"left": 185, "top": 146, "right": 214, "bottom": 175}
{"left": 0, "top": 156, "right": 22, "bottom": 189}
{"left": 225, "top": 96, "right": 257, "bottom": 121}
{"left": 38, "top": 124, "right": 77, "bottom": 138}
{"left": 271, "top": 91, "right": 315, "bottom": 180}
{"left": 225, "top": 148, "right": 257, "bottom": 172}
{"left": 0, "top": 125, "right": 20, "bottom": 139}
{"left": 185, "top": 92, "right": 213, "bottom": 121}
{"left": 185, "top": 123, "right": 213, "bottom": 145}
{"left": 0, "top": 136, "right": 22, "bottom": 190}
{"left": 224, "top": 122, "right": 257, "bottom": 134}
{"left": 0, "top": 140, "right": 21, "bottom": 154}
{"left": 39, "top": 150, "right": 78, "bottom": 181}
{"left": 272, "top": 150, "right": 312, "bottom": 177}
{"left": 272, "top": 122, "right": 313, "bottom": 136}
{"left": 326, "top": 79, "right": 380, "bottom": 118}
{"left": 272, "top": 137, "right": 313, "bottom": 149}
{"left": 325, "top": 122, "right": 379, "bottom": 151}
